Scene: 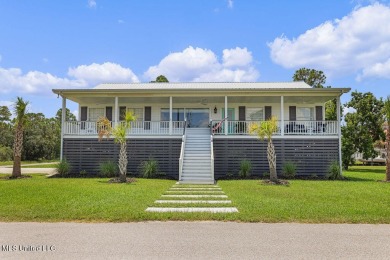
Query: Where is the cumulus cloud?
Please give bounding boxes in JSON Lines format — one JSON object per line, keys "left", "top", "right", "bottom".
{"left": 268, "top": 3, "right": 390, "bottom": 80}
{"left": 68, "top": 62, "right": 139, "bottom": 85}
{"left": 0, "top": 67, "right": 86, "bottom": 94}
{"left": 227, "top": 0, "right": 233, "bottom": 9}
{"left": 0, "top": 62, "right": 138, "bottom": 95}
{"left": 144, "top": 46, "right": 259, "bottom": 82}
{"left": 88, "top": 0, "right": 96, "bottom": 8}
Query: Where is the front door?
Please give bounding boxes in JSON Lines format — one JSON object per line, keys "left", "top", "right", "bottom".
{"left": 186, "top": 109, "right": 209, "bottom": 128}
{"left": 222, "top": 108, "right": 235, "bottom": 133}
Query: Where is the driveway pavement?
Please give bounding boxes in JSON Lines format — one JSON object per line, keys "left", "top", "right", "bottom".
{"left": 0, "top": 165, "right": 56, "bottom": 175}
{"left": 1, "top": 222, "right": 390, "bottom": 259}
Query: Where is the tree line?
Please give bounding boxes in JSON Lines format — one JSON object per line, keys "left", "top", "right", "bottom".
{"left": 0, "top": 104, "right": 75, "bottom": 161}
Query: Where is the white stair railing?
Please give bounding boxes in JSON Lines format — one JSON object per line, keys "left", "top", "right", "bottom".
{"left": 178, "top": 120, "right": 187, "bottom": 181}
{"left": 210, "top": 134, "right": 214, "bottom": 182}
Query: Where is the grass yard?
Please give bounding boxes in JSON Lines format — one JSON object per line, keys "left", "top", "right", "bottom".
{"left": 21, "top": 163, "right": 58, "bottom": 168}
{"left": 0, "top": 166, "right": 389, "bottom": 223}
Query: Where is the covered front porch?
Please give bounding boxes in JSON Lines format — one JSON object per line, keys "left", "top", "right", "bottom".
{"left": 59, "top": 94, "right": 341, "bottom": 137}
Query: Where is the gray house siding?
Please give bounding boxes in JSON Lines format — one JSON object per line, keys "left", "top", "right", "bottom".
{"left": 63, "top": 138, "right": 181, "bottom": 179}
{"left": 63, "top": 137, "right": 338, "bottom": 179}
{"left": 213, "top": 138, "right": 339, "bottom": 178}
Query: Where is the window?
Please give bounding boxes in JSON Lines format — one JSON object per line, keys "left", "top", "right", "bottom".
{"left": 297, "top": 107, "right": 314, "bottom": 120}
{"left": 127, "top": 108, "right": 143, "bottom": 121}
{"left": 88, "top": 108, "right": 105, "bottom": 121}
{"left": 160, "top": 108, "right": 185, "bottom": 121}
{"left": 246, "top": 108, "right": 264, "bottom": 121}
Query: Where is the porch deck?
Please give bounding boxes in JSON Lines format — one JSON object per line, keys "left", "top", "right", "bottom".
{"left": 63, "top": 120, "right": 339, "bottom": 137}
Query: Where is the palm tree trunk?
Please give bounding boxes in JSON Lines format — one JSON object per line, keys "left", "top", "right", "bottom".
{"left": 386, "top": 130, "right": 390, "bottom": 182}
{"left": 12, "top": 125, "right": 23, "bottom": 178}
{"left": 267, "top": 139, "right": 277, "bottom": 182}
{"left": 118, "top": 141, "right": 128, "bottom": 182}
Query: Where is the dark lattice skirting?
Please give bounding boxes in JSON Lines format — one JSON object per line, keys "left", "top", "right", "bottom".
{"left": 213, "top": 138, "right": 339, "bottom": 178}
{"left": 63, "top": 138, "right": 181, "bottom": 178}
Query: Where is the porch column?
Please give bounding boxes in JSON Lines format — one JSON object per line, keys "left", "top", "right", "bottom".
{"left": 60, "top": 96, "right": 66, "bottom": 161}
{"left": 114, "top": 97, "right": 118, "bottom": 127}
{"left": 169, "top": 96, "right": 173, "bottom": 135}
{"left": 280, "top": 96, "right": 284, "bottom": 136}
{"left": 337, "top": 95, "right": 342, "bottom": 173}
{"left": 225, "top": 96, "right": 228, "bottom": 135}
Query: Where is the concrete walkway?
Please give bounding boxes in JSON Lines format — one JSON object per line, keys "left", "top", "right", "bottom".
{"left": 1, "top": 222, "right": 389, "bottom": 259}
{"left": 0, "top": 165, "right": 56, "bottom": 175}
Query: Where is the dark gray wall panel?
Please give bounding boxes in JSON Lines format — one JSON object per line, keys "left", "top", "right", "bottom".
{"left": 63, "top": 138, "right": 181, "bottom": 178}
{"left": 213, "top": 138, "right": 339, "bottom": 178}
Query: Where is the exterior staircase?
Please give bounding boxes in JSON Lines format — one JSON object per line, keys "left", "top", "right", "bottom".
{"left": 180, "top": 128, "right": 214, "bottom": 184}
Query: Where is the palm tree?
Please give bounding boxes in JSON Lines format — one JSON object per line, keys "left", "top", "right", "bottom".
{"left": 97, "top": 111, "right": 136, "bottom": 182}
{"left": 12, "top": 97, "right": 29, "bottom": 178}
{"left": 249, "top": 116, "right": 278, "bottom": 182}
{"left": 384, "top": 96, "right": 390, "bottom": 181}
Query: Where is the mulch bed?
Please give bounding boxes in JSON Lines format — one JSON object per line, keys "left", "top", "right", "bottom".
{"left": 261, "top": 179, "right": 290, "bottom": 186}
{"left": 108, "top": 177, "right": 137, "bottom": 183}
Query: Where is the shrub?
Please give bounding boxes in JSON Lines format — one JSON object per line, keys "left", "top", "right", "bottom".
{"left": 238, "top": 159, "right": 252, "bottom": 178}
{"left": 99, "top": 161, "right": 118, "bottom": 178}
{"left": 282, "top": 161, "right": 297, "bottom": 178}
{"left": 56, "top": 159, "right": 71, "bottom": 176}
{"left": 79, "top": 170, "right": 87, "bottom": 178}
{"left": 327, "top": 161, "right": 343, "bottom": 180}
{"left": 0, "top": 145, "right": 12, "bottom": 161}
{"left": 139, "top": 159, "right": 159, "bottom": 178}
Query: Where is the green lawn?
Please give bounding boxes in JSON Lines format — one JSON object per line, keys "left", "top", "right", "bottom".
{"left": 21, "top": 163, "right": 58, "bottom": 168}
{"left": 0, "top": 166, "right": 389, "bottom": 223}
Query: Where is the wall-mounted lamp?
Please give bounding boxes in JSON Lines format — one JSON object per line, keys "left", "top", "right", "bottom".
{"left": 214, "top": 106, "right": 217, "bottom": 114}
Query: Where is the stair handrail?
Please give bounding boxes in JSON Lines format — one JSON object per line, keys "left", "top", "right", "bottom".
{"left": 211, "top": 117, "right": 229, "bottom": 135}
{"left": 210, "top": 134, "right": 214, "bottom": 182}
{"left": 179, "top": 120, "right": 187, "bottom": 181}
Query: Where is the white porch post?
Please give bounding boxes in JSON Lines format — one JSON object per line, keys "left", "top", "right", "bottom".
{"left": 114, "top": 97, "right": 118, "bottom": 127}
{"left": 337, "top": 95, "right": 342, "bottom": 173}
{"left": 225, "top": 96, "right": 228, "bottom": 136}
{"left": 169, "top": 96, "right": 173, "bottom": 135}
{"left": 280, "top": 96, "right": 284, "bottom": 136}
{"left": 60, "top": 96, "right": 66, "bottom": 161}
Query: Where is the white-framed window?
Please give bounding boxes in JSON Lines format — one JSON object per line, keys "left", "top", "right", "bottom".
{"left": 297, "top": 107, "right": 314, "bottom": 120}
{"left": 246, "top": 108, "right": 264, "bottom": 121}
{"left": 127, "top": 108, "right": 143, "bottom": 121}
{"left": 88, "top": 108, "right": 105, "bottom": 121}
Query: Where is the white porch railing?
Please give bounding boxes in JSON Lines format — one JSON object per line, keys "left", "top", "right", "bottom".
{"left": 178, "top": 121, "right": 187, "bottom": 181}
{"left": 211, "top": 120, "right": 338, "bottom": 136}
{"left": 64, "top": 121, "right": 185, "bottom": 136}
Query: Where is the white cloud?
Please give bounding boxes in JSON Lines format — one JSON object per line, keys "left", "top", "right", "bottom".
{"left": 268, "top": 3, "right": 390, "bottom": 80}
{"left": 223, "top": 47, "right": 252, "bottom": 67}
{"left": 144, "top": 46, "right": 259, "bottom": 82}
{"left": 68, "top": 62, "right": 139, "bottom": 85}
{"left": 0, "top": 62, "right": 138, "bottom": 95}
{"left": 227, "top": 0, "right": 233, "bottom": 9}
{"left": 0, "top": 67, "right": 86, "bottom": 94}
{"left": 88, "top": 0, "right": 96, "bottom": 8}
{"left": 358, "top": 58, "right": 390, "bottom": 80}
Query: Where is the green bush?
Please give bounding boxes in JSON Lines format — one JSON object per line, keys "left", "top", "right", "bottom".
{"left": 0, "top": 145, "right": 12, "bottom": 161}
{"left": 56, "top": 159, "right": 71, "bottom": 176}
{"left": 139, "top": 159, "right": 159, "bottom": 178}
{"left": 238, "top": 159, "right": 252, "bottom": 178}
{"left": 282, "top": 161, "right": 297, "bottom": 178}
{"left": 327, "top": 161, "right": 343, "bottom": 180}
{"left": 99, "top": 161, "right": 118, "bottom": 178}
{"left": 79, "top": 170, "right": 87, "bottom": 178}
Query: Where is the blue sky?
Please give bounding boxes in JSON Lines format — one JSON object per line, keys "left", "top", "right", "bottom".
{"left": 0, "top": 0, "right": 389, "bottom": 118}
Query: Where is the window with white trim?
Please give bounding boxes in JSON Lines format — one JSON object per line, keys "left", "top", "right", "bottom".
{"left": 297, "top": 107, "right": 314, "bottom": 120}
{"left": 88, "top": 108, "right": 105, "bottom": 121}
{"left": 246, "top": 108, "right": 264, "bottom": 121}
{"left": 127, "top": 108, "right": 143, "bottom": 121}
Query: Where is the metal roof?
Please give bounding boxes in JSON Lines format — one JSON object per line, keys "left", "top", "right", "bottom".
{"left": 93, "top": 82, "right": 312, "bottom": 90}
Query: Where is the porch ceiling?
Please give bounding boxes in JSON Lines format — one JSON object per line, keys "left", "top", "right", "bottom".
{"left": 67, "top": 95, "right": 336, "bottom": 105}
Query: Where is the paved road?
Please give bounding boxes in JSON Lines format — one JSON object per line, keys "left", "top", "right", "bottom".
{"left": 1, "top": 222, "right": 390, "bottom": 259}
{"left": 0, "top": 165, "right": 55, "bottom": 175}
